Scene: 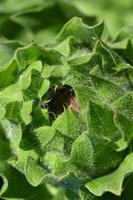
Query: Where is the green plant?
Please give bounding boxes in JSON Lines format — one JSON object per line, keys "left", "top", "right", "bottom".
{"left": 0, "top": 17, "right": 133, "bottom": 199}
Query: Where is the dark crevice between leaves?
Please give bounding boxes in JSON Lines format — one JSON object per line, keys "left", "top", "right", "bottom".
{"left": 41, "top": 84, "right": 81, "bottom": 122}
{"left": 0, "top": 176, "right": 3, "bottom": 191}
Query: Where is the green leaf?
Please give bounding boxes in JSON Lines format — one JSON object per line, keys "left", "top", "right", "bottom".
{"left": 0, "top": 10, "right": 133, "bottom": 199}
{"left": 53, "top": 109, "right": 85, "bottom": 140}
{"left": 34, "top": 126, "right": 55, "bottom": 148}
{"left": 0, "top": 83, "right": 23, "bottom": 103}
{"left": 86, "top": 153, "right": 133, "bottom": 196}
{"left": 25, "top": 157, "right": 49, "bottom": 187}
{"left": 0, "top": 60, "right": 19, "bottom": 89}
{"left": 71, "top": 132, "right": 94, "bottom": 169}
{"left": 113, "top": 92, "right": 133, "bottom": 121}
{"left": 43, "top": 151, "right": 65, "bottom": 176}
{"left": 90, "top": 137, "right": 124, "bottom": 173}
{"left": 56, "top": 17, "right": 95, "bottom": 48}
{"left": 54, "top": 36, "right": 75, "bottom": 57}
{"left": 16, "top": 43, "right": 62, "bottom": 70}
{"left": 38, "top": 79, "right": 50, "bottom": 99}
{"left": 86, "top": 101, "right": 121, "bottom": 142}
{"left": 0, "top": 119, "right": 22, "bottom": 150}
{"left": 20, "top": 100, "right": 33, "bottom": 125}
{"left": 0, "top": 164, "right": 52, "bottom": 200}
{"left": 18, "top": 60, "right": 42, "bottom": 90}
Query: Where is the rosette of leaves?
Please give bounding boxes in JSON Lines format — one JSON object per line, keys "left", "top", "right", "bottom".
{"left": 0, "top": 17, "right": 133, "bottom": 199}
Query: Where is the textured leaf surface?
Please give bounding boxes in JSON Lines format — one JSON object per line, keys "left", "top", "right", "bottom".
{"left": 86, "top": 153, "right": 133, "bottom": 196}
{"left": 0, "top": 6, "right": 133, "bottom": 199}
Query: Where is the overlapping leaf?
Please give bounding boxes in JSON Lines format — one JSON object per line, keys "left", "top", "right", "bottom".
{"left": 0, "top": 15, "right": 133, "bottom": 200}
